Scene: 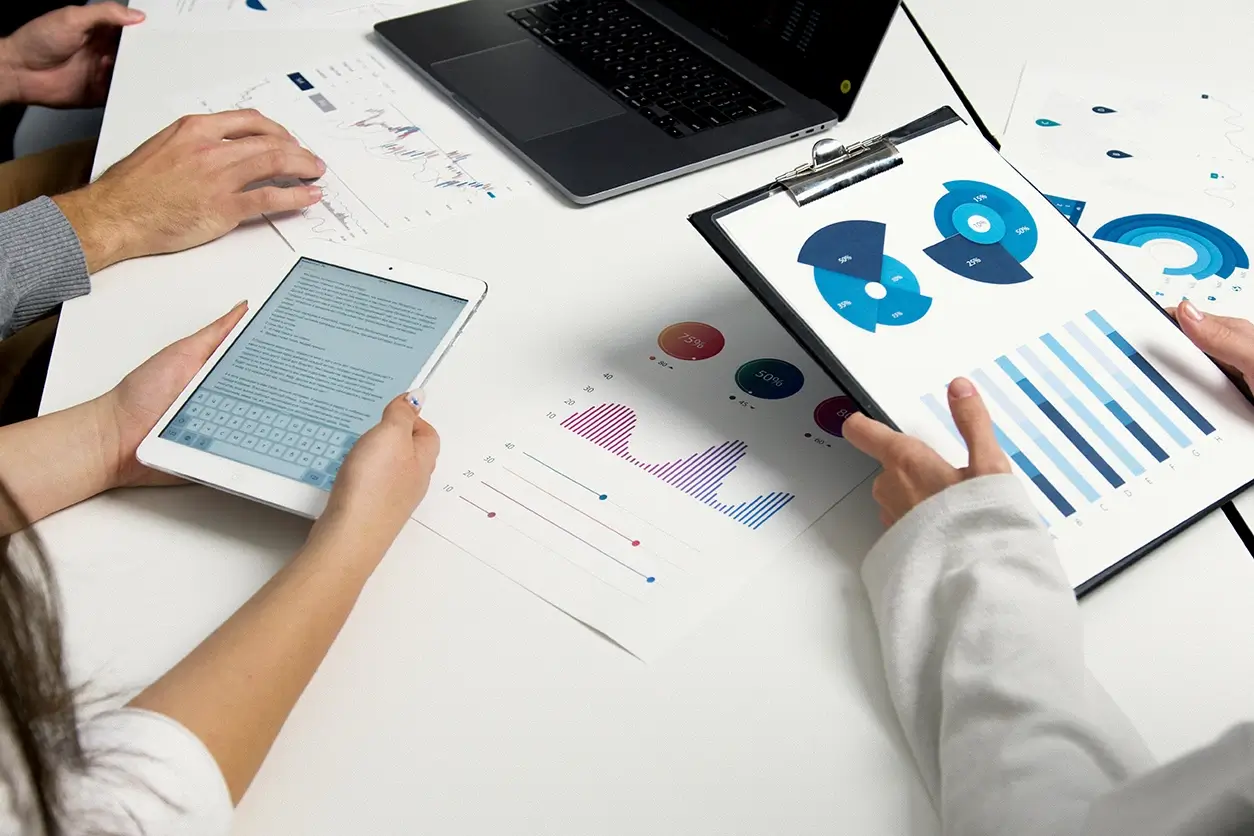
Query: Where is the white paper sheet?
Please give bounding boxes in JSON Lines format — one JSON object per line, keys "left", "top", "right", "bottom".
{"left": 138, "top": 0, "right": 420, "bottom": 30}
{"left": 716, "top": 122, "right": 1254, "bottom": 590}
{"left": 411, "top": 289, "right": 878, "bottom": 661}
{"left": 1002, "top": 66, "right": 1254, "bottom": 317}
{"left": 181, "top": 52, "right": 536, "bottom": 247}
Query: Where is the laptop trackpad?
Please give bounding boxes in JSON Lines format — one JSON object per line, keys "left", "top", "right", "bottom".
{"left": 431, "top": 40, "right": 624, "bottom": 142}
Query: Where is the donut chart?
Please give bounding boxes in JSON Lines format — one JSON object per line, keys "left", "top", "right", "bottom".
{"left": 1092, "top": 214, "right": 1250, "bottom": 280}
{"left": 798, "top": 220, "right": 932, "bottom": 333}
{"left": 924, "top": 180, "right": 1037, "bottom": 284}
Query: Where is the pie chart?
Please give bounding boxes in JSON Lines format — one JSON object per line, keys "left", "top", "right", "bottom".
{"left": 798, "top": 220, "right": 932, "bottom": 333}
{"left": 924, "top": 180, "right": 1038, "bottom": 284}
{"left": 1092, "top": 214, "right": 1249, "bottom": 280}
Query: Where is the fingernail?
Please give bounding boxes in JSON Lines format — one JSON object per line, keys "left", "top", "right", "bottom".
{"left": 316, "top": 156, "right": 327, "bottom": 173}
{"left": 948, "top": 377, "right": 976, "bottom": 399}
{"left": 308, "top": 185, "right": 324, "bottom": 201}
{"left": 1180, "top": 300, "right": 1205, "bottom": 322}
{"left": 128, "top": 8, "right": 146, "bottom": 21}
{"left": 233, "top": 299, "right": 248, "bottom": 310}
{"left": 407, "top": 388, "right": 426, "bottom": 410}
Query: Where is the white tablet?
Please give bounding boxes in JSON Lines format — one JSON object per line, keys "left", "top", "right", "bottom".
{"left": 137, "top": 244, "right": 487, "bottom": 518}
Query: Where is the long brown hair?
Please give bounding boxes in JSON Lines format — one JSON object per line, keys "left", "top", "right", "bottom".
{"left": 0, "top": 485, "right": 83, "bottom": 835}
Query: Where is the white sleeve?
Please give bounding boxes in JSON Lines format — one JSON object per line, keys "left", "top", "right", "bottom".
{"left": 58, "top": 708, "right": 232, "bottom": 836}
{"left": 860, "top": 474, "right": 1155, "bottom": 836}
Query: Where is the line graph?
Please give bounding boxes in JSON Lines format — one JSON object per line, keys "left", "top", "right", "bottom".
{"left": 184, "top": 53, "right": 531, "bottom": 247}
{"left": 562, "top": 403, "right": 795, "bottom": 529}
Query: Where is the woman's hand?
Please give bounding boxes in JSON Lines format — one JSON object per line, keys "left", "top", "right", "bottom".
{"left": 1173, "top": 300, "right": 1254, "bottom": 395}
{"left": 843, "top": 377, "right": 1011, "bottom": 527}
{"left": 308, "top": 392, "right": 440, "bottom": 559}
{"left": 93, "top": 302, "right": 248, "bottom": 488}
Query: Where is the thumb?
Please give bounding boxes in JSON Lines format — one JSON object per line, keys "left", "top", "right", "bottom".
{"left": 1176, "top": 301, "right": 1254, "bottom": 378}
{"left": 381, "top": 388, "right": 425, "bottom": 430}
{"left": 75, "top": 2, "right": 146, "bottom": 29}
{"left": 948, "top": 377, "right": 1006, "bottom": 473}
{"left": 171, "top": 301, "right": 247, "bottom": 362}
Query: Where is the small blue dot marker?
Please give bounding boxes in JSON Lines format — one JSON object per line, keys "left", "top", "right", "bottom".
{"left": 598, "top": 494, "right": 608, "bottom": 500}
{"left": 646, "top": 577, "right": 656, "bottom": 583}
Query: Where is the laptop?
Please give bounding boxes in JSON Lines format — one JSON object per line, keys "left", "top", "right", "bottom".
{"left": 375, "top": 0, "right": 900, "bottom": 204}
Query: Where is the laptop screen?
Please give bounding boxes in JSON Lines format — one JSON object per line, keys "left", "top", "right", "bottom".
{"left": 657, "top": 0, "right": 899, "bottom": 116}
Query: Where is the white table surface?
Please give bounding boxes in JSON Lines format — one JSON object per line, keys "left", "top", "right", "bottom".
{"left": 906, "top": 0, "right": 1254, "bottom": 762}
{"left": 36, "top": 8, "right": 974, "bottom": 835}
{"left": 33, "top": 2, "right": 1254, "bottom": 832}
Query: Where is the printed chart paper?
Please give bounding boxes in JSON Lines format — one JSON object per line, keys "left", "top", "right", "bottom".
{"left": 716, "top": 123, "right": 1254, "bottom": 590}
{"left": 395, "top": 219, "right": 879, "bottom": 660}
{"left": 182, "top": 52, "right": 535, "bottom": 247}
{"left": 1002, "top": 66, "right": 1254, "bottom": 317}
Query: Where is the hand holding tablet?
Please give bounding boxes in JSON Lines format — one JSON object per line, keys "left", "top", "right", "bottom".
{"left": 136, "top": 244, "right": 487, "bottom": 517}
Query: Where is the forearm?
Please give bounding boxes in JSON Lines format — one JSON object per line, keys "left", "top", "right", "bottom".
{"left": 0, "top": 398, "right": 115, "bottom": 533}
{"left": 128, "top": 527, "right": 385, "bottom": 803}
{"left": 862, "top": 475, "right": 1154, "bottom": 836}
{"left": 0, "top": 198, "right": 92, "bottom": 337}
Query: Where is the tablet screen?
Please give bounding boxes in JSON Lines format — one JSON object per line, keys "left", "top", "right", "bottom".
{"left": 159, "top": 257, "right": 468, "bottom": 490}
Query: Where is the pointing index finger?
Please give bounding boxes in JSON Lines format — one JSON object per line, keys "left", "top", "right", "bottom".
{"left": 842, "top": 412, "right": 902, "bottom": 463}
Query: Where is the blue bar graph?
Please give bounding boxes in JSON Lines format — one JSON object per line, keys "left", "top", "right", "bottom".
{"left": 1086, "top": 311, "right": 1217, "bottom": 436}
{"left": 996, "top": 355, "right": 1124, "bottom": 488}
{"left": 1018, "top": 345, "right": 1145, "bottom": 477}
{"left": 1065, "top": 322, "right": 1192, "bottom": 448}
{"left": 921, "top": 310, "right": 1214, "bottom": 527}
{"left": 922, "top": 393, "right": 1075, "bottom": 517}
{"left": 1041, "top": 334, "right": 1168, "bottom": 463}
{"left": 972, "top": 369, "right": 1100, "bottom": 502}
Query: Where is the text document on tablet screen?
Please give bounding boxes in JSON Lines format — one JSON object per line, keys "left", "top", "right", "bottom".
{"left": 160, "top": 257, "right": 467, "bottom": 490}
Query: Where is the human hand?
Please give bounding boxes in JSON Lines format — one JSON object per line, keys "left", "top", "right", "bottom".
{"left": 91, "top": 302, "right": 249, "bottom": 489}
{"left": 0, "top": 3, "right": 144, "bottom": 108}
{"left": 53, "top": 110, "right": 325, "bottom": 272}
{"left": 843, "top": 377, "right": 1011, "bottom": 527}
{"left": 1173, "top": 300, "right": 1254, "bottom": 397}
{"left": 309, "top": 393, "right": 440, "bottom": 559}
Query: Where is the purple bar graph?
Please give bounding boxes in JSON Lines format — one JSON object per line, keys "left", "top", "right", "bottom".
{"left": 560, "top": 403, "right": 795, "bottom": 530}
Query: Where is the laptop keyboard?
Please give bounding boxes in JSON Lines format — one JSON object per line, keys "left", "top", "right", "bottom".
{"left": 161, "top": 388, "right": 360, "bottom": 492}
{"left": 508, "top": 0, "right": 783, "bottom": 138}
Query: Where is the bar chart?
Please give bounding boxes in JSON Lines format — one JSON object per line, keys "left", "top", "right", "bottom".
{"left": 561, "top": 403, "right": 795, "bottom": 530}
{"left": 922, "top": 309, "right": 1216, "bottom": 522}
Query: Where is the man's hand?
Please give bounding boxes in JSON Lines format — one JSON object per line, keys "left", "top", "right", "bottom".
{"left": 53, "top": 110, "right": 325, "bottom": 272}
{"left": 843, "top": 377, "right": 1011, "bottom": 527}
{"left": 0, "top": 2, "right": 144, "bottom": 108}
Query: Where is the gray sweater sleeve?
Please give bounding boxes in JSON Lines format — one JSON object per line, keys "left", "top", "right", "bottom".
{"left": 0, "top": 196, "right": 90, "bottom": 338}
{"left": 862, "top": 473, "right": 1254, "bottom": 835}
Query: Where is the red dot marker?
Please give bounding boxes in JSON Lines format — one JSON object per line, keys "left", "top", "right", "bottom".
{"left": 631, "top": 540, "right": 641, "bottom": 547}
{"left": 487, "top": 512, "right": 497, "bottom": 519}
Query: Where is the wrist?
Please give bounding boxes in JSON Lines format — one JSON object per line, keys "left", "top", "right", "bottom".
{"left": 53, "top": 187, "right": 130, "bottom": 273}
{"left": 303, "top": 514, "right": 391, "bottom": 573}
{"left": 71, "top": 396, "right": 127, "bottom": 495}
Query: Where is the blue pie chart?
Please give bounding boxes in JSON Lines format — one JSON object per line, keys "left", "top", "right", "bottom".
{"left": 924, "top": 180, "right": 1037, "bottom": 284}
{"left": 798, "top": 220, "right": 932, "bottom": 333}
{"left": 1092, "top": 214, "right": 1249, "bottom": 280}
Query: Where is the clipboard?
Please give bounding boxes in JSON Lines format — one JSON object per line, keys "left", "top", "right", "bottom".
{"left": 690, "top": 107, "right": 965, "bottom": 431}
{"left": 687, "top": 106, "right": 1254, "bottom": 594}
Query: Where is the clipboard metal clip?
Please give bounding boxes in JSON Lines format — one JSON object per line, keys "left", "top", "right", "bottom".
{"left": 776, "top": 135, "right": 902, "bottom": 207}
